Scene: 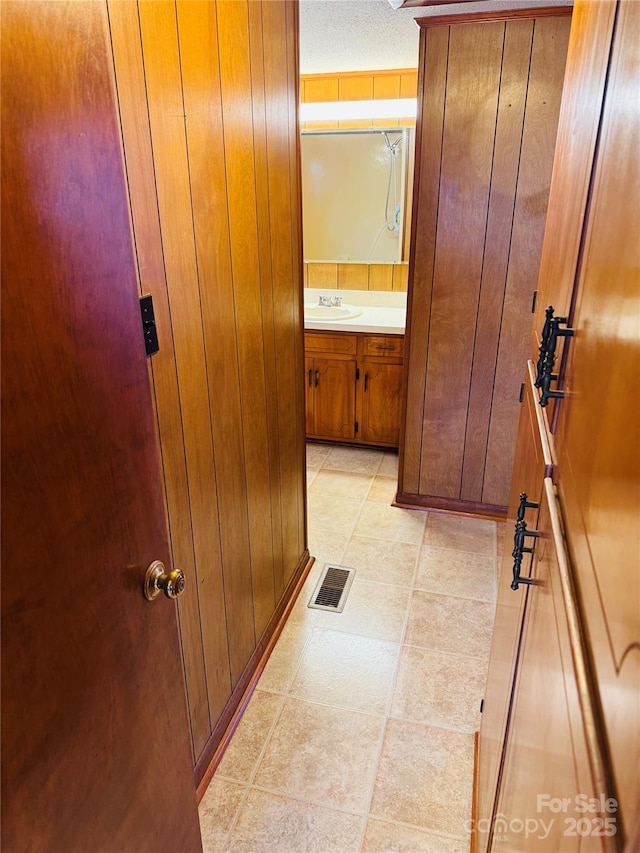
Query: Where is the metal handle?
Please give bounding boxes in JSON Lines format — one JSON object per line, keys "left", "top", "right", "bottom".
{"left": 314, "top": 370, "right": 319, "bottom": 387}
{"left": 364, "top": 373, "right": 368, "bottom": 392}
{"left": 308, "top": 368, "right": 313, "bottom": 387}
{"left": 535, "top": 306, "right": 574, "bottom": 407}
{"left": 517, "top": 491, "right": 539, "bottom": 522}
{"left": 143, "top": 560, "right": 186, "bottom": 601}
{"left": 511, "top": 520, "right": 538, "bottom": 590}
{"left": 375, "top": 345, "right": 395, "bottom": 351}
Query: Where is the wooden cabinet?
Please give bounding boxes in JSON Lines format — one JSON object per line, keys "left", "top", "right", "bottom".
{"left": 304, "top": 331, "right": 404, "bottom": 448}
{"left": 476, "top": 2, "right": 638, "bottom": 850}
{"left": 399, "top": 9, "right": 571, "bottom": 516}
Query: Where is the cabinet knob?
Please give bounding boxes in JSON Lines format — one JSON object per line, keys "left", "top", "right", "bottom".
{"left": 143, "top": 560, "right": 186, "bottom": 601}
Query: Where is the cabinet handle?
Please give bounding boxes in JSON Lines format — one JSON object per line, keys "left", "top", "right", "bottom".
{"left": 375, "top": 344, "right": 395, "bottom": 351}
{"left": 364, "top": 373, "right": 368, "bottom": 392}
{"left": 517, "top": 491, "right": 539, "bottom": 521}
{"left": 314, "top": 370, "right": 319, "bottom": 387}
{"left": 535, "top": 306, "right": 574, "bottom": 407}
{"left": 308, "top": 368, "right": 313, "bottom": 387}
{"left": 511, "top": 519, "right": 538, "bottom": 590}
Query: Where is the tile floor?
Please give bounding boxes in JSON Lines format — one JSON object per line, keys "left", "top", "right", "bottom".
{"left": 199, "top": 443, "right": 500, "bottom": 853}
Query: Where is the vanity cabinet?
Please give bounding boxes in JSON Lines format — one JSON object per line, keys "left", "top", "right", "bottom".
{"left": 304, "top": 331, "right": 404, "bottom": 448}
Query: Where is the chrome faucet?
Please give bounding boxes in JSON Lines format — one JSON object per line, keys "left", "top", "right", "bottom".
{"left": 318, "top": 295, "right": 343, "bottom": 307}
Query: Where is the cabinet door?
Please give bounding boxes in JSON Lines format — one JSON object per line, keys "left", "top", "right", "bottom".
{"left": 305, "top": 357, "right": 315, "bottom": 436}
{"left": 361, "top": 361, "right": 403, "bottom": 446}
{"left": 313, "top": 357, "right": 357, "bottom": 440}
{"left": 492, "top": 480, "right": 615, "bottom": 853}
{"left": 477, "top": 363, "right": 554, "bottom": 853}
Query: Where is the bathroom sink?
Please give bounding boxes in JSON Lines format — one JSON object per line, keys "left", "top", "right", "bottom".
{"left": 304, "top": 304, "right": 363, "bottom": 321}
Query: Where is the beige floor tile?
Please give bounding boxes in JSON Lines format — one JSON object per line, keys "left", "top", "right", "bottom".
{"left": 415, "top": 546, "right": 497, "bottom": 603}
{"left": 366, "top": 475, "right": 398, "bottom": 505}
{"left": 309, "top": 469, "right": 375, "bottom": 501}
{"left": 307, "top": 493, "right": 363, "bottom": 534}
{"left": 424, "top": 513, "right": 497, "bottom": 555}
{"left": 257, "top": 623, "right": 313, "bottom": 694}
{"left": 378, "top": 452, "right": 399, "bottom": 477}
{"left": 290, "top": 629, "right": 400, "bottom": 715}
{"left": 323, "top": 445, "right": 384, "bottom": 475}
{"left": 199, "top": 778, "right": 247, "bottom": 853}
{"left": 306, "top": 469, "right": 318, "bottom": 488}
{"left": 363, "top": 818, "right": 469, "bottom": 852}
{"left": 306, "top": 442, "right": 332, "bottom": 470}
{"left": 254, "top": 697, "right": 385, "bottom": 812}
{"left": 314, "top": 577, "right": 411, "bottom": 642}
{"left": 342, "top": 536, "right": 418, "bottom": 587}
{"left": 216, "top": 690, "right": 285, "bottom": 782}
{"left": 226, "top": 789, "right": 364, "bottom": 853}
{"left": 390, "top": 647, "right": 488, "bottom": 734}
{"left": 354, "top": 503, "right": 427, "bottom": 544}
{"left": 405, "top": 591, "right": 495, "bottom": 660}
{"left": 370, "top": 720, "right": 474, "bottom": 837}
{"left": 307, "top": 528, "right": 350, "bottom": 568}
{"left": 287, "top": 568, "right": 322, "bottom": 628}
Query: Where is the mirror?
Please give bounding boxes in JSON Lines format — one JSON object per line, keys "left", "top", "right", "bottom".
{"left": 301, "top": 128, "right": 414, "bottom": 292}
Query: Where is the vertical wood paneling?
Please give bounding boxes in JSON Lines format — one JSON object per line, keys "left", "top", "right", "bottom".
{"left": 401, "top": 12, "right": 569, "bottom": 513}
{"left": 216, "top": 0, "right": 274, "bottom": 669}
{"left": 370, "top": 264, "right": 394, "bottom": 291}
{"left": 173, "top": 0, "right": 260, "bottom": 671}
{"left": 483, "top": 16, "right": 571, "bottom": 506}
{"left": 459, "top": 20, "right": 534, "bottom": 502}
{"left": 108, "top": 0, "right": 214, "bottom": 756}
{"left": 285, "top": 0, "right": 307, "bottom": 576}
{"left": 110, "top": 0, "right": 305, "bottom": 772}
{"left": 135, "top": 0, "right": 232, "bottom": 718}
{"left": 401, "top": 28, "right": 448, "bottom": 496}
{"left": 338, "top": 263, "right": 369, "bottom": 290}
{"left": 418, "top": 22, "right": 504, "bottom": 498}
{"left": 263, "top": 0, "right": 305, "bottom": 590}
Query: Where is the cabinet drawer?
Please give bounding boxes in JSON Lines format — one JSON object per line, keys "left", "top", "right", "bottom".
{"left": 362, "top": 335, "right": 404, "bottom": 358}
{"left": 304, "top": 332, "right": 358, "bottom": 356}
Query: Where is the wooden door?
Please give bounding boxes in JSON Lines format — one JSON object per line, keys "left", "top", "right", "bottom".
{"left": 313, "top": 357, "right": 357, "bottom": 440}
{"left": 476, "top": 363, "right": 554, "bottom": 852}
{"left": 361, "top": 361, "right": 403, "bottom": 446}
{"left": 1, "top": 3, "right": 202, "bottom": 850}
{"left": 492, "top": 481, "right": 615, "bottom": 853}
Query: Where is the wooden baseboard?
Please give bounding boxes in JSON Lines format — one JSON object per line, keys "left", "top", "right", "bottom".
{"left": 394, "top": 492, "right": 507, "bottom": 521}
{"left": 471, "top": 730, "right": 479, "bottom": 853}
{"left": 194, "top": 550, "right": 314, "bottom": 799}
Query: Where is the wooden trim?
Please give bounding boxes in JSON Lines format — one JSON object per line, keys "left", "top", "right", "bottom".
{"left": 194, "top": 550, "right": 314, "bottom": 796}
{"left": 415, "top": 6, "right": 572, "bottom": 29}
{"left": 394, "top": 492, "right": 507, "bottom": 521}
{"left": 471, "top": 730, "right": 480, "bottom": 853}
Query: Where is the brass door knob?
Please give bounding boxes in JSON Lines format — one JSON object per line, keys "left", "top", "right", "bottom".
{"left": 143, "top": 560, "right": 186, "bottom": 601}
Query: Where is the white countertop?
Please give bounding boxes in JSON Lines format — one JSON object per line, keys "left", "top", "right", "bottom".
{"left": 304, "top": 288, "right": 406, "bottom": 335}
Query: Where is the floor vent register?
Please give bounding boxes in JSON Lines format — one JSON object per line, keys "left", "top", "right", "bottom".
{"left": 307, "top": 565, "right": 355, "bottom": 613}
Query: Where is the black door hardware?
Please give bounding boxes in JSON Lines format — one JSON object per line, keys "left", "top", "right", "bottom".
{"left": 140, "top": 295, "right": 159, "bottom": 357}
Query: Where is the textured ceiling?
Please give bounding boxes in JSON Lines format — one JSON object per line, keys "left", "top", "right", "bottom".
{"left": 299, "top": 0, "right": 570, "bottom": 74}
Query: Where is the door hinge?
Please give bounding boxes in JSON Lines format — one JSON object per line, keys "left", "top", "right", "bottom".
{"left": 480, "top": 699, "right": 484, "bottom": 713}
{"left": 531, "top": 290, "right": 538, "bottom": 314}
{"left": 354, "top": 421, "right": 359, "bottom": 434}
{"left": 356, "top": 367, "right": 360, "bottom": 380}
{"left": 519, "top": 382, "right": 525, "bottom": 403}
{"left": 140, "top": 294, "right": 159, "bottom": 357}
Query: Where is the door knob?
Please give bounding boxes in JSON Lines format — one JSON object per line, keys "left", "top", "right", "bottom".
{"left": 143, "top": 560, "right": 186, "bottom": 601}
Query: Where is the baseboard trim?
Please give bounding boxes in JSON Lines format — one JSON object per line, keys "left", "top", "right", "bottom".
{"left": 394, "top": 491, "right": 507, "bottom": 521}
{"left": 194, "top": 549, "right": 314, "bottom": 799}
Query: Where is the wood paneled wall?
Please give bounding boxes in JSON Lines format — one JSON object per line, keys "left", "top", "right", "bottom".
{"left": 399, "top": 10, "right": 571, "bottom": 515}
{"left": 300, "top": 69, "right": 418, "bottom": 130}
{"left": 305, "top": 261, "right": 409, "bottom": 292}
{"left": 107, "top": 0, "right": 307, "bottom": 780}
